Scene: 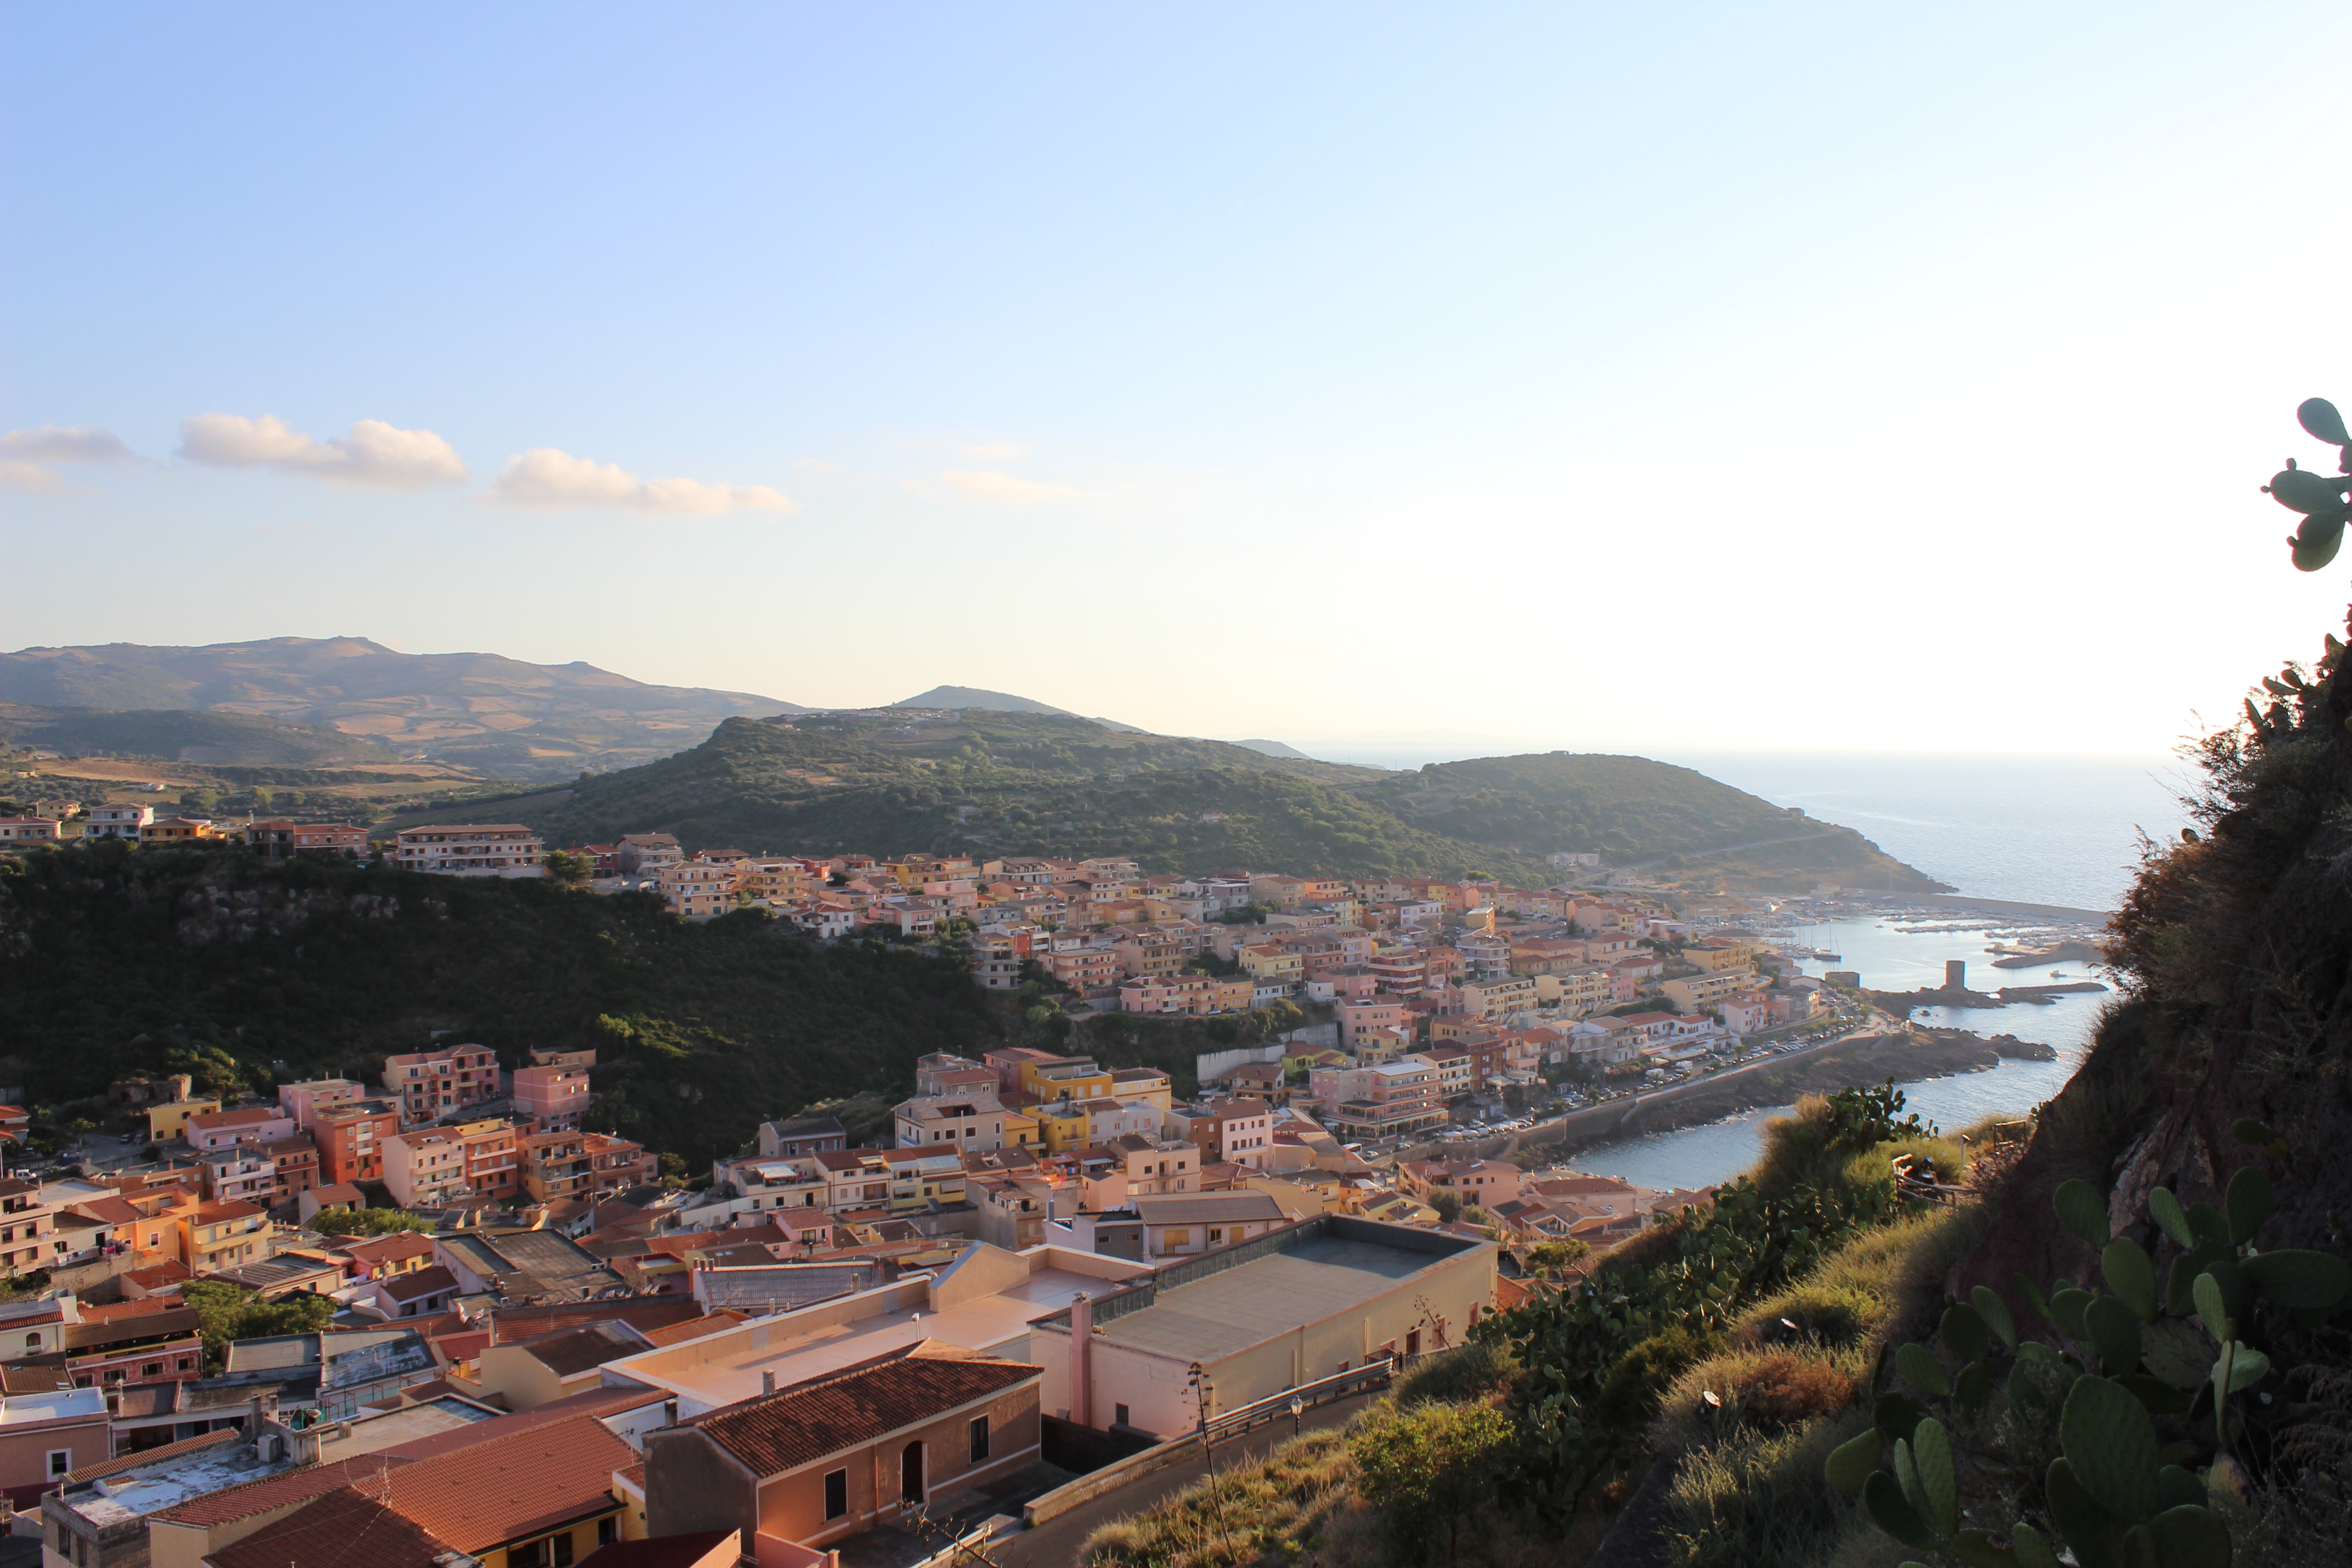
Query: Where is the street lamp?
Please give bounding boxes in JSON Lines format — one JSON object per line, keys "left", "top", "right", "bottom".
{"left": 1289, "top": 1395, "right": 1304, "bottom": 1438}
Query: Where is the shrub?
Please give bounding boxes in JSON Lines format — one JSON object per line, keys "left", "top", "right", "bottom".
{"left": 1595, "top": 1325, "right": 1724, "bottom": 1431}
{"left": 1394, "top": 1340, "right": 1517, "bottom": 1408}
{"left": 1350, "top": 1400, "right": 1513, "bottom": 1566}
{"left": 1715, "top": 1350, "right": 1852, "bottom": 1428}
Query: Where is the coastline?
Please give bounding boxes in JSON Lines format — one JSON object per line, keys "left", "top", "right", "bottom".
{"left": 1485, "top": 1027, "right": 2054, "bottom": 1166}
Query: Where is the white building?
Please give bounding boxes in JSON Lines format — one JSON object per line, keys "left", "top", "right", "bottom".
{"left": 392, "top": 825, "right": 544, "bottom": 877}
{"left": 83, "top": 804, "right": 154, "bottom": 838}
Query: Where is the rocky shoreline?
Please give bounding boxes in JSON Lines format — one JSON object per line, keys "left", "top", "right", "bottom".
{"left": 1509, "top": 1027, "right": 2057, "bottom": 1162}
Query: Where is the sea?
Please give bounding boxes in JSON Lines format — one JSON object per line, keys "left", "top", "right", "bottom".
{"left": 1542, "top": 751, "right": 2195, "bottom": 1190}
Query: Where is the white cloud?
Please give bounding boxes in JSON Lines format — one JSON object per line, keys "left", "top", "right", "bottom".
{"left": 961, "top": 442, "right": 1030, "bottom": 461}
{"left": 0, "top": 425, "right": 136, "bottom": 464}
{"left": 178, "top": 413, "right": 468, "bottom": 490}
{"left": 487, "top": 447, "right": 792, "bottom": 516}
{"left": 0, "top": 460, "right": 67, "bottom": 493}
{"left": 0, "top": 424, "right": 137, "bottom": 492}
{"left": 940, "top": 468, "right": 1078, "bottom": 502}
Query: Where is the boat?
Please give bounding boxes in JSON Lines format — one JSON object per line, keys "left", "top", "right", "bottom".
{"left": 1817, "top": 952, "right": 1842, "bottom": 962}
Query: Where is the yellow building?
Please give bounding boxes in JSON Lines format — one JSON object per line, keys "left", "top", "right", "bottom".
{"left": 1659, "top": 969, "right": 1756, "bottom": 1013}
{"left": 1238, "top": 945, "right": 1305, "bottom": 982}
{"left": 1022, "top": 1060, "right": 1112, "bottom": 1102}
{"left": 1685, "top": 937, "right": 1761, "bottom": 972}
{"left": 1034, "top": 1101, "right": 1093, "bottom": 1153}
{"left": 147, "top": 1098, "right": 223, "bottom": 1143}
{"left": 1459, "top": 976, "right": 1539, "bottom": 1018}
{"left": 1109, "top": 1067, "right": 1174, "bottom": 1112}
{"left": 1534, "top": 965, "right": 1616, "bottom": 1018}
{"left": 1003, "top": 1105, "right": 1043, "bottom": 1152}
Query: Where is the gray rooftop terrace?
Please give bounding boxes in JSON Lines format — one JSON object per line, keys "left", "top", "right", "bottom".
{"left": 1089, "top": 1235, "right": 1436, "bottom": 1362}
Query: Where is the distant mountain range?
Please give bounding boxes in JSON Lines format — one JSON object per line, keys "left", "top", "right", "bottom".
{"left": 0, "top": 703, "right": 402, "bottom": 768}
{"left": 0, "top": 638, "right": 802, "bottom": 776}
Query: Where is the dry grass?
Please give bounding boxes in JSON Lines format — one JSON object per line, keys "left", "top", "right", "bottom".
{"left": 1642, "top": 1154, "right": 2004, "bottom": 1568}
{"left": 1079, "top": 1427, "right": 1359, "bottom": 1567}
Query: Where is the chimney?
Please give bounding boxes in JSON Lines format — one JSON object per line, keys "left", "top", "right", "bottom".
{"left": 761, "top": 1370, "right": 776, "bottom": 1396}
{"left": 1068, "top": 1292, "right": 1093, "bottom": 1430}
{"left": 663, "top": 1398, "right": 678, "bottom": 1427}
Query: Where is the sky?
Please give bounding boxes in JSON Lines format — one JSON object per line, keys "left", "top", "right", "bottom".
{"left": 8, "top": 4, "right": 2352, "bottom": 760}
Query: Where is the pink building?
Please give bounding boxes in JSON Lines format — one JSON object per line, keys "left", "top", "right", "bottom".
{"left": 276, "top": 1078, "right": 366, "bottom": 1131}
{"left": 1334, "top": 997, "right": 1406, "bottom": 1048}
{"left": 183, "top": 1106, "right": 295, "bottom": 1154}
{"left": 514, "top": 1063, "right": 590, "bottom": 1132}
{"left": 380, "top": 1042, "right": 500, "bottom": 1124}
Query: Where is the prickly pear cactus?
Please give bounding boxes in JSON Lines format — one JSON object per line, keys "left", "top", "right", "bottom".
{"left": 1824, "top": 1127, "right": 2352, "bottom": 1568}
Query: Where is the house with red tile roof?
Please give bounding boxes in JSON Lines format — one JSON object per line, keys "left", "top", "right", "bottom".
{"left": 643, "top": 1340, "right": 1041, "bottom": 1558}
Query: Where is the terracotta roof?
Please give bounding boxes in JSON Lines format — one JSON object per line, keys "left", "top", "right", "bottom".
{"left": 681, "top": 1340, "right": 1037, "bottom": 1479}
{"left": 381, "top": 1384, "right": 668, "bottom": 1463}
{"left": 379, "top": 1265, "right": 460, "bottom": 1303}
{"left": 66, "top": 1196, "right": 142, "bottom": 1226}
{"left": 636, "top": 1309, "right": 749, "bottom": 1348}
{"left": 207, "top": 1481, "right": 458, "bottom": 1568}
{"left": 341, "top": 1232, "right": 439, "bottom": 1263}
{"left": 487, "top": 1297, "right": 704, "bottom": 1345}
{"left": 151, "top": 1454, "right": 402, "bottom": 1526}
{"left": 364, "top": 1411, "right": 636, "bottom": 1552}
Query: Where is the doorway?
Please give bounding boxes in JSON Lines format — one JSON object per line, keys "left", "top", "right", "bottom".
{"left": 901, "top": 1441, "right": 925, "bottom": 1506}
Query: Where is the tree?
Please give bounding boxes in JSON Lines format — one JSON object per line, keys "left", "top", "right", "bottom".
{"left": 181, "top": 1280, "right": 334, "bottom": 1371}
{"left": 1524, "top": 1238, "right": 1590, "bottom": 1278}
{"left": 1351, "top": 1401, "right": 1512, "bottom": 1566}
{"left": 1429, "top": 1189, "right": 1462, "bottom": 1224}
{"left": 541, "top": 848, "right": 593, "bottom": 886}
{"left": 309, "top": 1205, "right": 432, "bottom": 1238}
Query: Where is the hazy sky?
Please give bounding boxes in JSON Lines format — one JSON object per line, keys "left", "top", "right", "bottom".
{"left": 8, "top": 4, "right": 2352, "bottom": 756}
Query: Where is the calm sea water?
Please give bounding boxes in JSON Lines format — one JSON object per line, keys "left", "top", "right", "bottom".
{"left": 1566, "top": 914, "right": 2115, "bottom": 1190}
{"left": 1656, "top": 751, "right": 2193, "bottom": 913}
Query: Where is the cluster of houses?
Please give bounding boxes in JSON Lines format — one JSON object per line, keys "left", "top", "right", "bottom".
{"left": 0, "top": 1073, "right": 1509, "bottom": 1568}
{"left": 0, "top": 1010, "right": 1722, "bottom": 1568}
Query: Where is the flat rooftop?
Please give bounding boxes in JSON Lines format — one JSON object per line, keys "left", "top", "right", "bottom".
{"left": 609, "top": 1250, "right": 1145, "bottom": 1416}
{"left": 1092, "top": 1236, "right": 1434, "bottom": 1362}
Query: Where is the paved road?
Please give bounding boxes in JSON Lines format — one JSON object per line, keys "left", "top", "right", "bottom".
{"left": 990, "top": 1388, "right": 1383, "bottom": 1567}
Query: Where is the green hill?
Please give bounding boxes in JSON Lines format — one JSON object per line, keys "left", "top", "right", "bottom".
{"left": 517, "top": 710, "right": 1941, "bottom": 890}
{"left": 0, "top": 703, "right": 402, "bottom": 767}
{"left": 0, "top": 843, "right": 996, "bottom": 1163}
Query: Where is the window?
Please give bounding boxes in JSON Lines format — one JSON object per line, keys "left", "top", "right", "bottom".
{"left": 969, "top": 1415, "right": 990, "bottom": 1464}
{"left": 141, "top": 1362, "right": 163, "bottom": 1377}
{"left": 1114, "top": 1402, "right": 1131, "bottom": 1429}
{"left": 47, "top": 1448, "right": 71, "bottom": 1478}
{"left": 1208, "top": 1228, "right": 1224, "bottom": 1244}
{"left": 513, "top": 1534, "right": 573, "bottom": 1568}
{"left": 598, "top": 1517, "right": 619, "bottom": 1546}
{"left": 1164, "top": 1228, "right": 1191, "bottom": 1249}
{"left": 824, "top": 1467, "right": 849, "bottom": 1521}
{"left": 24, "top": 1331, "right": 39, "bottom": 1349}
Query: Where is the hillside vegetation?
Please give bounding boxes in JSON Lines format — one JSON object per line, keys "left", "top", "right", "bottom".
{"left": 524, "top": 710, "right": 1940, "bottom": 888}
{"left": 0, "top": 637, "right": 797, "bottom": 775}
{"left": 0, "top": 842, "right": 997, "bottom": 1163}
{"left": 0, "top": 703, "right": 401, "bottom": 767}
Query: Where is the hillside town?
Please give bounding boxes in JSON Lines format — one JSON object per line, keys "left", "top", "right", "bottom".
{"left": 0, "top": 810, "right": 1852, "bottom": 1566}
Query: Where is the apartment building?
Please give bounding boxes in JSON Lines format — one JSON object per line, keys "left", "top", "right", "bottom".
{"left": 383, "top": 1129, "right": 469, "bottom": 1210}
{"left": 263, "top": 1134, "right": 319, "bottom": 1202}
{"left": 658, "top": 859, "right": 738, "bottom": 920}
{"left": 585, "top": 1133, "right": 655, "bottom": 1196}
{"left": 1168, "top": 1100, "right": 1275, "bottom": 1170}
{"left": 180, "top": 1200, "right": 271, "bottom": 1272}
{"left": 243, "top": 819, "right": 368, "bottom": 858}
{"left": 1306, "top": 1061, "right": 1445, "bottom": 1141}
{"left": 519, "top": 1131, "right": 594, "bottom": 1204}
{"left": 514, "top": 1061, "right": 591, "bottom": 1132}
{"left": 275, "top": 1078, "right": 365, "bottom": 1130}
{"left": 391, "top": 824, "right": 544, "bottom": 877}
{"left": 0, "top": 1179, "right": 60, "bottom": 1278}
{"left": 453, "top": 1115, "right": 523, "bottom": 1203}
{"left": 380, "top": 1041, "right": 500, "bottom": 1123}
{"left": 183, "top": 1106, "right": 294, "bottom": 1153}
{"left": 81, "top": 804, "right": 152, "bottom": 838}
{"left": 197, "top": 1147, "right": 276, "bottom": 1208}
{"left": 1658, "top": 969, "right": 1756, "bottom": 1014}
{"left": 312, "top": 1099, "right": 400, "bottom": 1186}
